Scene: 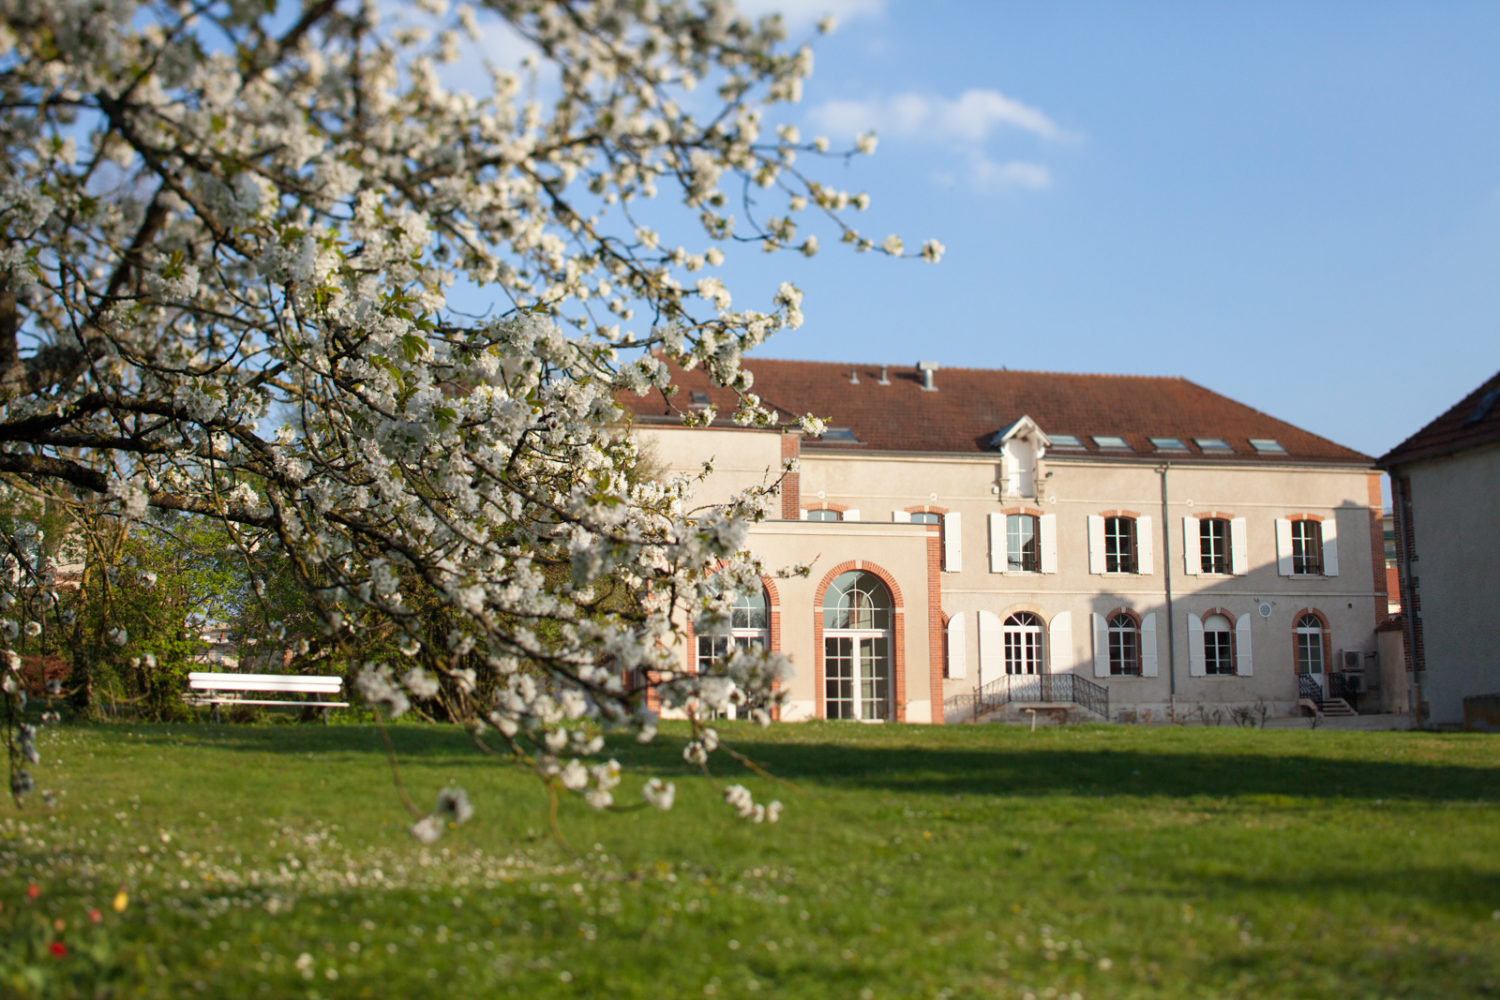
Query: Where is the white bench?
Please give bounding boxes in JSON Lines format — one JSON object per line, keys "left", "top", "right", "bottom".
{"left": 186, "top": 672, "right": 349, "bottom": 722}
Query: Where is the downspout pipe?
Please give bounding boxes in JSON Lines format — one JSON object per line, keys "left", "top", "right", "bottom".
{"left": 1158, "top": 463, "right": 1177, "bottom": 708}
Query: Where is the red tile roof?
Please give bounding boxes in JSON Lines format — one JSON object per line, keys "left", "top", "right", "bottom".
{"left": 622, "top": 358, "right": 1371, "bottom": 464}
{"left": 1378, "top": 369, "right": 1500, "bottom": 468}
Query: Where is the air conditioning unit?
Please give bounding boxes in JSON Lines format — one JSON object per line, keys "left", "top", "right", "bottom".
{"left": 1341, "top": 649, "right": 1362, "bottom": 670}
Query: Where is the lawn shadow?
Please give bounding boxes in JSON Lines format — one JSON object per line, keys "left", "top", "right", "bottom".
{"left": 89, "top": 724, "right": 1500, "bottom": 805}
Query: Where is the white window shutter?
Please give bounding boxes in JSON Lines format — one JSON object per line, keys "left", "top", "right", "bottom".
{"left": 843, "top": 508, "right": 861, "bottom": 522}
{"left": 1140, "top": 613, "right": 1158, "bottom": 678}
{"left": 1182, "top": 516, "right": 1201, "bottom": 576}
{"left": 1136, "top": 516, "right": 1154, "bottom": 575}
{"left": 799, "top": 509, "right": 809, "bottom": 521}
{"left": 988, "top": 514, "right": 1007, "bottom": 574}
{"left": 1049, "top": 611, "right": 1073, "bottom": 673}
{"left": 1230, "top": 517, "right": 1249, "bottom": 575}
{"left": 891, "top": 510, "right": 911, "bottom": 523}
{"left": 1235, "top": 613, "right": 1254, "bottom": 676}
{"left": 1187, "top": 613, "right": 1205, "bottom": 677}
{"left": 1091, "top": 613, "right": 1109, "bottom": 678}
{"left": 1039, "top": 514, "right": 1058, "bottom": 574}
{"left": 943, "top": 512, "right": 962, "bottom": 573}
{"left": 978, "top": 610, "right": 1003, "bottom": 686}
{"left": 1087, "top": 515, "right": 1106, "bottom": 574}
{"left": 1275, "top": 518, "right": 1294, "bottom": 576}
{"left": 946, "top": 613, "right": 967, "bottom": 680}
{"left": 1321, "top": 516, "right": 1339, "bottom": 577}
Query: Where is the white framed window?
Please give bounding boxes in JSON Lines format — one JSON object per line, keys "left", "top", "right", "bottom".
{"left": 1200, "top": 518, "right": 1230, "bottom": 574}
{"left": 1203, "top": 613, "right": 1234, "bottom": 675}
{"left": 1007, "top": 515, "right": 1040, "bottom": 572}
{"left": 823, "top": 571, "right": 892, "bottom": 721}
{"left": 695, "top": 586, "right": 770, "bottom": 719}
{"left": 1003, "top": 612, "right": 1044, "bottom": 675}
{"left": 1295, "top": 613, "right": 1326, "bottom": 676}
{"left": 1105, "top": 518, "right": 1136, "bottom": 573}
{"left": 1090, "top": 515, "right": 1152, "bottom": 574}
{"left": 804, "top": 508, "right": 841, "bottom": 522}
{"left": 1291, "top": 520, "right": 1322, "bottom": 575}
{"left": 1277, "top": 517, "right": 1338, "bottom": 577}
{"left": 1107, "top": 613, "right": 1141, "bottom": 676}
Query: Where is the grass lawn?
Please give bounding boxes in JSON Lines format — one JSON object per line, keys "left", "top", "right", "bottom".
{"left": 3, "top": 720, "right": 1499, "bottom": 999}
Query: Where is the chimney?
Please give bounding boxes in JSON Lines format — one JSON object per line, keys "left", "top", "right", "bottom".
{"left": 849, "top": 368, "right": 860, "bottom": 385}
{"left": 916, "top": 360, "right": 939, "bottom": 391}
{"left": 877, "top": 366, "right": 890, "bottom": 385}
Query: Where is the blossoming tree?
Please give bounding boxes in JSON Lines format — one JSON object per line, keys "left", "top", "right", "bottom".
{"left": 0, "top": 0, "right": 937, "bottom": 828}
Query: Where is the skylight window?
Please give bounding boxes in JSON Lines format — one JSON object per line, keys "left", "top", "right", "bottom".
{"left": 1049, "top": 434, "right": 1085, "bottom": 449}
{"left": 1249, "top": 438, "right": 1286, "bottom": 454}
{"left": 820, "top": 427, "right": 858, "bottom": 442}
{"left": 689, "top": 391, "right": 710, "bottom": 406}
{"left": 1092, "top": 435, "right": 1131, "bottom": 451}
{"left": 1194, "top": 437, "right": 1233, "bottom": 453}
{"left": 1150, "top": 437, "right": 1188, "bottom": 452}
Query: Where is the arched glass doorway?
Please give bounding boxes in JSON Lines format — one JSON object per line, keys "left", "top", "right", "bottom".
{"left": 823, "top": 571, "right": 893, "bottom": 721}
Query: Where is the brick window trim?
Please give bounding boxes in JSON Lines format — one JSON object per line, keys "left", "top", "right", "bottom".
{"left": 1098, "top": 509, "right": 1142, "bottom": 520}
{"left": 1287, "top": 513, "right": 1326, "bottom": 523}
{"left": 812, "top": 560, "right": 908, "bottom": 722}
{"left": 805, "top": 501, "right": 851, "bottom": 513}
{"left": 999, "top": 506, "right": 1045, "bottom": 518}
{"left": 1193, "top": 510, "right": 1236, "bottom": 521}
{"left": 903, "top": 504, "right": 951, "bottom": 516}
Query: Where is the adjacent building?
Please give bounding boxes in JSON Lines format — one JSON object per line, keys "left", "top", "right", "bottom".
{"left": 1378, "top": 369, "right": 1500, "bottom": 728}
{"left": 627, "top": 359, "right": 1388, "bottom": 723}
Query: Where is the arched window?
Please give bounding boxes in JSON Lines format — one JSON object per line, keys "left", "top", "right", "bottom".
{"left": 695, "top": 584, "right": 770, "bottom": 720}
{"left": 1003, "top": 612, "right": 1044, "bottom": 675}
{"left": 823, "top": 571, "right": 893, "bottom": 721}
{"left": 1203, "top": 613, "right": 1235, "bottom": 675}
{"left": 1107, "top": 612, "right": 1141, "bottom": 676}
{"left": 696, "top": 586, "right": 769, "bottom": 671}
{"left": 1295, "top": 613, "right": 1326, "bottom": 676}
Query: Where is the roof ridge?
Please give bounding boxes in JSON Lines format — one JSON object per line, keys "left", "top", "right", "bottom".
{"left": 744, "top": 356, "right": 1194, "bottom": 382}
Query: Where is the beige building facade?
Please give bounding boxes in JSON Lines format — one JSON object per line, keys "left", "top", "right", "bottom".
{"left": 1380, "top": 370, "right": 1500, "bottom": 727}
{"left": 632, "top": 360, "right": 1388, "bottom": 724}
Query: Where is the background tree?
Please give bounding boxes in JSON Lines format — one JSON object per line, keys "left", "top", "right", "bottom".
{"left": 0, "top": 0, "right": 935, "bottom": 824}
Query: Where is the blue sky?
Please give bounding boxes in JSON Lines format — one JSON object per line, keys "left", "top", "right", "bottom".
{"left": 717, "top": 0, "right": 1500, "bottom": 464}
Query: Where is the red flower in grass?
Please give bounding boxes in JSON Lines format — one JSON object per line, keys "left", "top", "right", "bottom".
{"left": 27, "top": 884, "right": 40, "bottom": 900}
{"left": 49, "top": 941, "right": 67, "bottom": 958}
{"left": 89, "top": 908, "right": 102, "bottom": 923}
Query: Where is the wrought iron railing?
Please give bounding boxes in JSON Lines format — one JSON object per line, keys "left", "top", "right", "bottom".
{"left": 1327, "top": 673, "right": 1359, "bottom": 703}
{"left": 943, "top": 672, "right": 1109, "bottom": 721}
{"left": 1297, "top": 673, "right": 1322, "bottom": 702}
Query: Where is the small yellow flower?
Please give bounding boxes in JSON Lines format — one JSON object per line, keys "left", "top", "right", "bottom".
{"left": 112, "top": 891, "right": 128, "bottom": 913}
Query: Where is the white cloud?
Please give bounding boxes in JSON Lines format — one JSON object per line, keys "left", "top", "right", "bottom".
{"left": 808, "top": 87, "right": 1072, "bottom": 195}
{"left": 733, "top": 0, "right": 886, "bottom": 31}
{"left": 967, "top": 157, "right": 1053, "bottom": 193}
{"left": 808, "top": 88, "right": 1070, "bottom": 144}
